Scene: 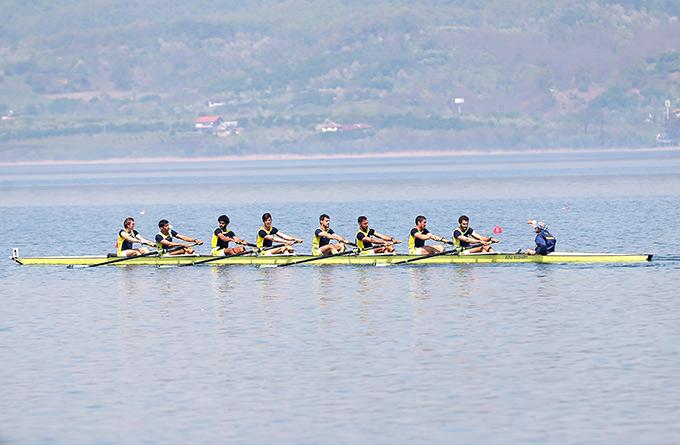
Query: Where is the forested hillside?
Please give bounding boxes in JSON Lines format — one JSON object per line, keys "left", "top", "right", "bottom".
{"left": 1, "top": 0, "right": 680, "bottom": 160}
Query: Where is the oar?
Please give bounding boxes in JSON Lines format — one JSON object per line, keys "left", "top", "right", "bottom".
{"left": 172, "top": 243, "right": 284, "bottom": 267}
{"left": 270, "top": 245, "right": 358, "bottom": 268}
{"left": 384, "top": 242, "right": 486, "bottom": 266}
{"left": 264, "top": 241, "right": 384, "bottom": 268}
{"left": 67, "top": 243, "right": 195, "bottom": 269}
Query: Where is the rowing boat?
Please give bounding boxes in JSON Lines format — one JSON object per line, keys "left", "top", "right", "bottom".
{"left": 11, "top": 251, "right": 653, "bottom": 266}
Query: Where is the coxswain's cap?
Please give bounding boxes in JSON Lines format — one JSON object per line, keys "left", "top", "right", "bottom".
{"left": 528, "top": 219, "right": 546, "bottom": 229}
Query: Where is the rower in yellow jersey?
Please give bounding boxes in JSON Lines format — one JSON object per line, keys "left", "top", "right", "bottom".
{"left": 257, "top": 212, "right": 303, "bottom": 255}
{"left": 408, "top": 215, "right": 451, "bottom": 254}
{"left": 355, "top": 216, "right": 400, "bottom": 254}
{"left": 453, "top": 215, "right": 498, "bottom": 253}
{"left": 155, "top": 219, "right": 203, "bottom": 255}
{"left": 312, "top": 214, "right": 351, "bottom": 255}
{"left": 117, "top": 217, "right": 155, "bottom": 257}
{"left": 211, "top": 214, "right": 250, "bottom": 256}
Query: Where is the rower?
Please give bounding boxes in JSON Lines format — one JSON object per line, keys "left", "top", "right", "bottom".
{"left": 257, "top": 213, "right": 303, "bottom": 255}
{"left": 526, "top": 220, "right": 556, "bottom": 255}
{"left": 408, "top": 215, "right": 450, "bottom": 254}
{"left": 211, "top": 215, "right": 249, "bottom": 256}
{"left": 355, "top": 216, "right": 400, "bottom": 254}
{"left": 453, "top": 215, "right": 498, "bottom": 253}
{"left": 117, "top": 217, "right": 154, "bottom": 257}
{"left": 313, "top": 214, "right": 351, "bottom": 256}
{"left": 155, "top": 219, "right": 203, "bottom": 255}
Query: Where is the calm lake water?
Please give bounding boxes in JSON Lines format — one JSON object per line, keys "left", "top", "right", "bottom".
{"left": 1, "top": 150, "right": 680, "bottom": 444}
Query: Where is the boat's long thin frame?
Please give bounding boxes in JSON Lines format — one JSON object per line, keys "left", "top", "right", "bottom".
{"left": 11, "top": 251, "right": 653, "bottom": 266}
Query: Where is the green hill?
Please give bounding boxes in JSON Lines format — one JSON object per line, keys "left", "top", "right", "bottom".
{"left": 1, "top": 0, "right": 680, "bottom": 160}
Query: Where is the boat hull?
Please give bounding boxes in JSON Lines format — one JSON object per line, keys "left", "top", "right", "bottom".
{"left": 12, "top": 252, "right": 653, "bottom": 266}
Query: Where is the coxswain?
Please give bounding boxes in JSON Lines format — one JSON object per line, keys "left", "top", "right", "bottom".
{"left": 257, "top": 213, "right": 303, "bottom": 255}
{"left": 526, "top": 220, "right": 556, "bottom": 255}
{"left": 355, "top": 216, "right": 400, "bottom": 254}
{"left": 211, "top": 215, "right": 250, "bottom": 256}
{"left": 453, "top": 215, "right": 498, "bottom": 253}
{"left": 155, "top": 219, "right": 203, "bottom": 255}
{"left": 313, "top": 214, "right": 351, "bottom": 256}
{"left": 117, "top": 217, "right": 154, "bottom": 257}
{"left": 408, "top": 215, "right": 450, "bottom": 254}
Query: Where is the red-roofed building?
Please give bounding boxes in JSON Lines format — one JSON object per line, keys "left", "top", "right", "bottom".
{"left": 195, "top": 115, "right": 223, "bottom": 131}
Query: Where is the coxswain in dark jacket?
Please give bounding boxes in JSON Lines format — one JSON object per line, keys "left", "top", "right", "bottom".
{"left": 527, "top": 220, "right": 556, "bottom": 255}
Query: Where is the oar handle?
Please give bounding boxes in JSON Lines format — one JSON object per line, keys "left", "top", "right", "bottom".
{"left": 255, "top": 243, "right": 285, "bottom": 253}
{"left": 273, "top": 237, "right": 302, "bottom": 246}
{"left": 163, "top": 241, "right": 200, "bottom": 252}
{"left": 363, "top": 243, "right": 390, "bottom": 250}
{"left": 428, "top": 234, "right": 452, "bottom": 245}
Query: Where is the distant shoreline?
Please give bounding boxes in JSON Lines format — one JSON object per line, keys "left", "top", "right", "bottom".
{"left": 1, "top": 146, "right": 679, "bottom": 167}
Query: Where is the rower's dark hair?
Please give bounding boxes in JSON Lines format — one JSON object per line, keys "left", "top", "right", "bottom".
{"left": 319, "top": 213, "right": 329, "bottom": 221}
{"left": 357, "top": 216, "right": 367, "bottom": 224}
{"left": 158, "top": 219, "right": 169, "bottom": 228}
{"left": 458, "top": 215, "right": 469, "bottom": 224}
{"left": 123, "top": 216, "right": 135, "bottom": 227}
{"left": 415, "top": 215, "right": 426, "bottom": 224}
{"left": 262, "top": 212, "right": 272, "bottom": 222}
{"left": 218, "top": 214, "right": 230, "bottom": 225}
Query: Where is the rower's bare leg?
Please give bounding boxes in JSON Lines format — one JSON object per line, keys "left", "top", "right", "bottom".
{"left": 384, "top": 244, "right": 395, "bottom": 253}
{"left": 120, "top": 249, "right": 141, "bottom": 257}
{"left": 412, "top": 246, "right": 435, "bottom": 255}
{"left": 169, "top": 247, "right": 194, "bottom": 255}
{"left": 319, "top": 244, "right": 341, "bottom": 255}
{"left": 224, "top": 246, "right": 246, "bottom": 255}
{"left": 463, "top": 246, "right": 485, "bottom": 254}
{"left": 267, "top": 246, "right": 288, "bottom": 255}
